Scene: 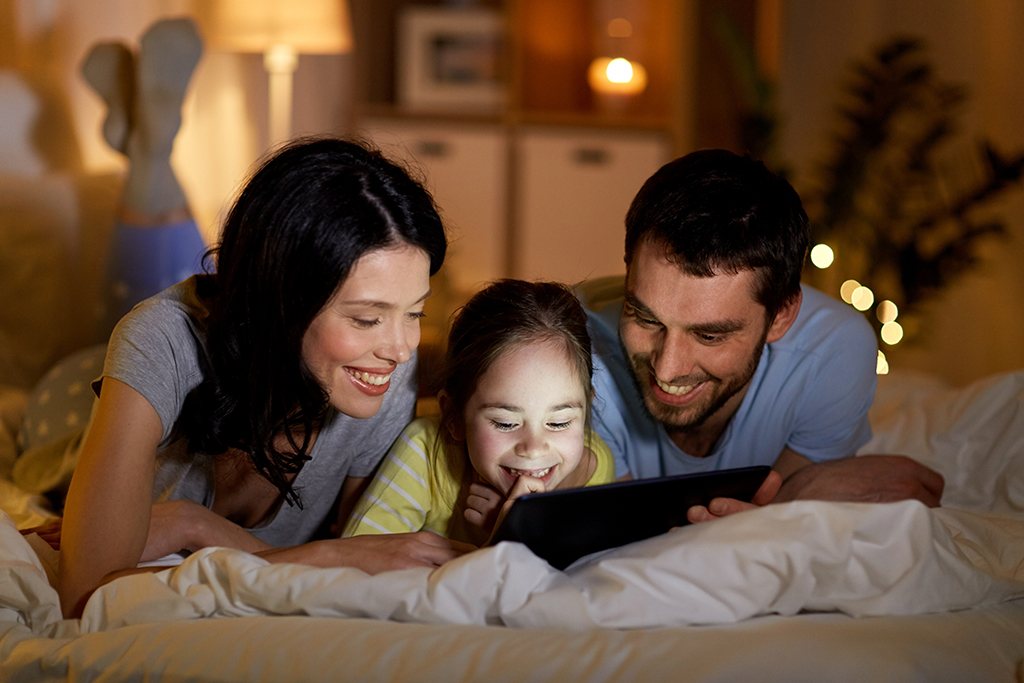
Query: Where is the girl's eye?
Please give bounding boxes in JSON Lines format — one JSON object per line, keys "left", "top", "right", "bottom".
{"left": 547, "top": 420, "right": 572, "bottom": 431}
{"left": 490, "top": 421, "right": 517, "bottom": 432}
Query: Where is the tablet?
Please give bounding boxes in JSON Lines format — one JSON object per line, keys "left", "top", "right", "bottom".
{"left": 487, "top": 465, "right": 772, "bottom": 570}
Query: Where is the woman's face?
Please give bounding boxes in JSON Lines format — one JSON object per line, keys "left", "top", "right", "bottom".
{"left": 302, "top": 243, "right": 431, "bottom": 418}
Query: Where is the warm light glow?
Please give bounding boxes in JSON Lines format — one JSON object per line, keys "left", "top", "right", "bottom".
{"left": 588, "top": 57, "right": 648, "bottom": 95}
{"left": 851, "top": 286, "right": 874, "bottom": 311}
{"left": 876, "top": 300, "right": 898, "bottom": 324}
{"left": 876, "top": 350, "right": 889, "bottom": 375}
{"left": 810, "top": 243, "right": 834, "bottom": 269}
{"left": 881, "top": 321, "right": 904, "bottom": 345}
{"left": 840, "top": 279, "right": 860, "bottom": 304}
{"left": 606, "top": 57, "right": 634, "bottom": 83}
{"left": 607, "top": 18, "right": 632, "bottom": 37}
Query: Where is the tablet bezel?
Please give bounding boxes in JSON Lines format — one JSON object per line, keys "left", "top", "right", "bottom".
{"left": 487, "top": 465, "right": 772, "bottom": 569}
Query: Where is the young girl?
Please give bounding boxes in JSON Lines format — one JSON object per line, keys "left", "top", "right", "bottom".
{"left": 57, "top": 137, "right": 458, "bottom": 618}
{"left": 344, "top": 279, "right": 615, "bottom": 546}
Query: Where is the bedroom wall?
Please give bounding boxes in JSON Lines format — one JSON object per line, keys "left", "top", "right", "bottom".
{"left": 0, "top": 0, "right": 353, "bottom": 386}
{"left": 778, "top": 0, "right": 1024, "bottom": 385}
{"left": 2, "top": 0, "right": 1022, "bottom": 388}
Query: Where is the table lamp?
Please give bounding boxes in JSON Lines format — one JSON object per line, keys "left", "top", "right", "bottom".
{"left": 198, "top": 0, "right": 353, "bottom": 148}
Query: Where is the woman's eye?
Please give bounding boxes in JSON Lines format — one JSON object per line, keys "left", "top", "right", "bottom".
{"left": 407, "top": 311, "right": 426, "bottom": 322}
{"left": 490, "top": 421, "right": 517, "bottom": 432}
{"left": 352, "top": 318, "right": 380, "bottom": 329}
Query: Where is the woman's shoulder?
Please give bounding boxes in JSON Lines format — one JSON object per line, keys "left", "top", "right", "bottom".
{"left": 110, "top": 276, "right": 211, "bottom": 350}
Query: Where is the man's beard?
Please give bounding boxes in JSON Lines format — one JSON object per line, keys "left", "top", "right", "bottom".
{"left": 621, "top": 333, "right": 766, "bottom": 434}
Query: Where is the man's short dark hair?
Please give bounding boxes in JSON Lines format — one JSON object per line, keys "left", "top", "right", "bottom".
{"left": 624, "top": 149, "right": 809, "bottom": 321}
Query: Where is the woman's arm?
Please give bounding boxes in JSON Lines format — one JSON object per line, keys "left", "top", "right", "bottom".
{"left": 59, "top": 377, "right": 165, "bottom": 617}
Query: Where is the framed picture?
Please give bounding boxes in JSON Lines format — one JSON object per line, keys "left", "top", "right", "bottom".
{"left": 397, "top": 7, "right": 505, "bottom": 113}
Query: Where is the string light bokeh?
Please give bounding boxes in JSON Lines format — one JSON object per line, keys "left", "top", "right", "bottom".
{"left": 812, "top": 242, "right": 903, "bottom": 374}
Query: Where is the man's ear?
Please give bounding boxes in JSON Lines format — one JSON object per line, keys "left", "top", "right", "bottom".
{"left": 438, "top": 390, "right": 465, "bottom": 440}
{"left": 765, "top": 290, "right": 802, "bottom": 344}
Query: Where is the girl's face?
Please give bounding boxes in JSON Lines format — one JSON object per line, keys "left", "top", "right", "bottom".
{"left": 302, "top": 243, "right": 431, "bottom": 419}
{"left": 461, "top": 338, "right": 588, "bottom": 495}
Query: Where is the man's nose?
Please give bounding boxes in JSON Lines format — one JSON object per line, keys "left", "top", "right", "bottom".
{"left": 651, "top": 330, "right": 697, "bottom": 382}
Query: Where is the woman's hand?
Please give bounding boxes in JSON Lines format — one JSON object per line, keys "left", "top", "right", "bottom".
{"left": 257, "top": 531, "right": 468, "bottom": 574}
{"left": 20, "top": 518, "right": 63, "bottom": 550}
{"left": 141, "top": 499, "right": 274, "bottom": 561}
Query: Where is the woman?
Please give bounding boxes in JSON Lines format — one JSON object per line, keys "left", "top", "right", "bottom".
{"left": 58, "top": 137, "right": 458, "bottom": 618}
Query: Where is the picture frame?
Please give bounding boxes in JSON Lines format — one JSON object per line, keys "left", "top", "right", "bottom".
{"left": 397, "top": 7, "right": 505, "bottom": 113}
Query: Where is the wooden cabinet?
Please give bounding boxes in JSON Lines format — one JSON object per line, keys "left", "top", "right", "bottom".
{"left": 359, "top": 119, "right": 509, "bottom": 294}
{"left": 513, "top": 126, "right": 669, "bottom": 283}
{"left": 349, "top": 0, "right": 686, "bottom": 295}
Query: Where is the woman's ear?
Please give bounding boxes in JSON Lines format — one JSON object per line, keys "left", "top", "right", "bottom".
{"left": 438, "top": 390, "right": 465, "bottom": 440}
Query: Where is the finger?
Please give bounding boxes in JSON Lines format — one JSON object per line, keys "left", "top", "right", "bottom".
{"left": 686, "top": 505, "right": 711, "bottom": 523}
{"left": 918, "top": 466, "right": 945, "bottom": 503}
{"left": 468, "top": 482, "right": 503, "bottom": 501}
{"left": 463, "top": 508, "right": 484, "bottom": 526}
{"left": 508, "top": 475, "right": 544, "bottom": 500}
{"left": 752, "top": 470, "right": 783, "bottom": 505}
{"left": 447, "top": 539, "right": 477, "bottom": 554}
{"left": 707, "top": 497, "right": 758, "bottom": 517}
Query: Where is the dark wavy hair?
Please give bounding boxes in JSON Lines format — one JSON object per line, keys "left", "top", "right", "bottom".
{"left": 436, "top": 280, "right": 594, "bottom": 488}
{"left": 177, "top": 137, "right": 446, "bottom": 507}
{"left": 624, "top": 149, "right": 808, "bottom": 321}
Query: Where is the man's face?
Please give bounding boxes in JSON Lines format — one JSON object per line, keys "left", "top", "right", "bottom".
{"left": 619, "top": 240, "right": 772, "bottom": 435}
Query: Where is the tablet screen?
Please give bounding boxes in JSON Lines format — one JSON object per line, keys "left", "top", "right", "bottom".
{"left": 487, "top": 465, "right": 771, "bottom": 569}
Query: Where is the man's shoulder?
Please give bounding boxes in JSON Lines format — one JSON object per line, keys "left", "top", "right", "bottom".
{"left": 779, "top": 284, "right": 875, "bottom": 354}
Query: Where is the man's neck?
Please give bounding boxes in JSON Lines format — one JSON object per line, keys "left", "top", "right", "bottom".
{"left": 665, "top": 382, "right": 752, "bottom": 458}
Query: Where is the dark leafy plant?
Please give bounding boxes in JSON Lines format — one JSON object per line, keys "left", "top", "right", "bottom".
{"left": 801, "top": 37, "right": 1024, "bottom": 338}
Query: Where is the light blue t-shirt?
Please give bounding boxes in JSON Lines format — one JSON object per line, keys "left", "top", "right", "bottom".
{"left": 585, "top": 282, "right": 878, "bottom": 479}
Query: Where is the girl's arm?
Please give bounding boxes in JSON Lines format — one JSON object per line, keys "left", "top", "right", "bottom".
{"left": 342, "top": 420, "right": 434, "bottom": 537}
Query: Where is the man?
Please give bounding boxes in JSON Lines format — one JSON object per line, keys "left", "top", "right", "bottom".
{"left": 582, "top": 149, "right": 944, "bottom": 519}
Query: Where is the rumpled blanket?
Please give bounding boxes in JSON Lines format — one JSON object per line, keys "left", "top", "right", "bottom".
{"left": 3, "top": 499, "right": 1023, "bottom": 636}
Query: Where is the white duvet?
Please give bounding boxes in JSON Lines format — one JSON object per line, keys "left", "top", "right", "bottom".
{"left": 1, "top": 371, "right": 1024, "bottom": 635}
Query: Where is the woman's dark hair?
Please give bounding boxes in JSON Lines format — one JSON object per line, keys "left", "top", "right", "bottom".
{"left": 435, "top": 280, "right": 594, "bottom": 489}
{"left": 624, "top": 149, "right": 808, "bottom": 321}
{"left": 178, "top": 137, "right": 446, "bottom": 507}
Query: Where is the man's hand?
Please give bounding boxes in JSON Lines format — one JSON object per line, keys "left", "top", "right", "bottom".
{"left": 686, "top": 470, "right": 782, "bottom": 523}
{"left": 774, "top": 454, "right": 944, "bottom": 506}
{"left": 687, "top": 454, "right": 945, "bottom": 524}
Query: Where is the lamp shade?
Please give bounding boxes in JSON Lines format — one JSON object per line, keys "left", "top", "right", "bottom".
{"left": 199, "top": 0, "right": 353, "bottom": 54}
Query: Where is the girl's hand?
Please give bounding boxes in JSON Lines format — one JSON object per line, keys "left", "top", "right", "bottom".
{"left": 486, "top": 475, "right": 545, "bottom": 545}
{"left": 464, "top": 481, "right": 505, "bottom": 532}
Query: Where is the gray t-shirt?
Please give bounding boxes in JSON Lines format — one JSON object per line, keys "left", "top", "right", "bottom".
{"left": 101, "top": 276, "right": 418, "bottom": 546}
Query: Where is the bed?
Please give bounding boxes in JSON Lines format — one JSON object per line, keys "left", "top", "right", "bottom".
{"left": 1, "top": 369, "right": 1024, "bottom": 682}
